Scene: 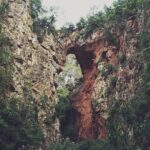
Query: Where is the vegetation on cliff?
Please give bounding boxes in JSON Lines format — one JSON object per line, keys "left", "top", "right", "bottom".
{"left": 0, "top": 0, "right": 150, "bottom": 149}
{"left": 61, "top": 0, "right": 149, "bottom": 37}
{"left": 108, "top": 19, "right": 150, "bottom": 150}
{"left": 0, "top": 32, "right": 44, "bottom": 149}
{"left": 51, "top": 0, "right": 150, "bottom": 150}
{"left": 30, "top": 0, "right": 57, "bottom": 42}
{"left": 0, "top": 2, "right": 44, "bottom": 149}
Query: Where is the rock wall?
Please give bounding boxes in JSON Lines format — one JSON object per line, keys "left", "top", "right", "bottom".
{"left": 1, "top": 0, "right": 66, "bottom": 145}
{"left": 0, "top": 0, "right": 145, "bottom": 144}
{"left": 63, "top": 15, "right": 143, "bottom": 140}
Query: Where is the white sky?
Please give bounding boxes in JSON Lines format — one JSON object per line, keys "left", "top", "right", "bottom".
{"left": 42, "top": 0, "right": 114, "bottom": 28}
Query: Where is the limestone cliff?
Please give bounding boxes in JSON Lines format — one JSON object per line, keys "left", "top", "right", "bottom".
{"left": 0, "top": 0, "right": 149, "bottom": 149}
{"left": 1, "top": 0, "right": 66, "bottom": 145}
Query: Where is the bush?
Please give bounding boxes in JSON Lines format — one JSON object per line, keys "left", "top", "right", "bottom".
{"left": 0, "top": 34, "right": 12, "bottom": 95}
{"left": 76, "top": 18, "right": 87, "bottom": 30}
{"left": 110, "top": 76, "right": 117, "bottom": 88}
{"left": 0, "top": 1, "right": 9, "bottom": 20}
{"left": 29, "top": 0, "right": 42, "bottom": 19}
{"left": 61, "top": 23, "right": 75, "bottom": 36}
{"left": 117, "top": 52, "right": 126, "bottom": 64}
{"left": 33, "top": 17, "right": 56, "bottom": 42}
{"left": 108, "top": 90, "right": 150, "bottom": 150}
{"left": 32, "top": 7, "right": 57, "bottom": 42}
{"left": 48, "top": 138, "right": 78, "bottom": 150}
{"left": 140, "top": 31, "right": 150, "bottom": 51}
{"left": 30, "top": 0, "right": 57, "bottom": 41}
{"left": 75, "top": 0, "right": 145, "bottom": 36}
{"left": 48, "top": 139, "right": 109, "bottom": 150}
{"left": 0, "top": 67, "right": 12, "bottom": 94}
{"left": 101, "top": 64, "right": 117, "bottom": 77}
{"left": 55, "top": 87, "right": 76, "bottom": 138}
{"left": 83, "top": 12, "right": 104, "bottom": 36}
{"left": 77, "top": 139, "right": 109, "bottom": 150}
{"left": 0, "top": 97, "right": 44, "bottom": 150}
{"left": 103, "top": 30, "right": 118, "bottom": 45}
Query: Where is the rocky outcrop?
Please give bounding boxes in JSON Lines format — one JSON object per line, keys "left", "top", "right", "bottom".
{"left": 62, "top": 15, "right": 143, "bottom": 140}
{"left": 1, "top": 0, "right": 66, "bottom": 145}
{"left": 0, "top": 0, "right": 144, "bottom": 144}
{"left": 67, "top": 39, "right": 106, "bottom": 139}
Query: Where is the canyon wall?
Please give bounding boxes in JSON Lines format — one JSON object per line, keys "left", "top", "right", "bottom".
{"left": 0, "top": 0, "right": 148, "bottom": 147}
{"left": 63, "top": 14, "right": 143, "bottom": 140}
{"left": 1, "top": 0, "right": 66, "bottom": 145}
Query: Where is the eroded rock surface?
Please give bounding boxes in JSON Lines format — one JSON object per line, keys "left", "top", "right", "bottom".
{"left": 62, "top": 16, "right": 143, "bottom": 140}
{"left": 1, "top": 0, "right": 66, "bottom": 145}
{"left": 1, "top": 0, "right": 144, "bottom": 144}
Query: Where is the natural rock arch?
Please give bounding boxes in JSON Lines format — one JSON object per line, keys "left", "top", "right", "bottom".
{"left": 66, "top": 38, "right": 108, "bottom": 140}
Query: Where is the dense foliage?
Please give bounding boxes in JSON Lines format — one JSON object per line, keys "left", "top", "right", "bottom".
{"left": 60, "top": 0, "right": 144, "bottom": 36}
{"left": 0, "top": 97, "right": 44, "bottom": 150}
{"left": 0, "top": 1, "right": 9, "bottom": 21}
{"left": 55, "top": 87, "right": 76, "bottom": 139}
{"left": 29, "top": 0, "right": 43, "bottom": 19}
{"left": 60, "top": 23, "right": 75, "bottom": 36}
{"left": 32, "top": 15, "right": 56, "bottom": 43}
{"left": 48, "top": 139, "right": 109, "bottom": 150}
{"left": 74, "top": 0, "right": 150, "bottom": 37}
{"left": 29, "top": 0, "right": 57, "bottom": 42}
{"left": 0, "top": 33, "right": 12, "bottom": 96}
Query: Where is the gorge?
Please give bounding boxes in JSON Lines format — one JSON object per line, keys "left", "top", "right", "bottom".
{"left": 0, "top": 0, "right": 150, "bottom": 150}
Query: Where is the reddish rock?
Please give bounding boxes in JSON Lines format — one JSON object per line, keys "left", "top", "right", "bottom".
{"left": 68, "top": 40, "right": 107, "bottom": 139}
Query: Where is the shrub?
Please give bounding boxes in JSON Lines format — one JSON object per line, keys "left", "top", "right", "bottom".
{"left": 32, "top": 6, "right": 57, "bottom": 42}
{"left": 39, "top": 95, "right": 55, "bottom": 125}
{"left": 61, "top": 23, "right": 75, "bottom": 36}
{"left": 117, "top": 52, "right": 126, "bottom": 64}
{"left": 77, "top": 139, "right": 109, "bottom": 150}
{"left": 48, "top": 138, "right": 78, "bottom": 150}
{"left": 83, "top": 12, "right": 104, "bottom": 36}
{"left": 32, "top": 15, "right": 56, "bottom": 42}
{"left": 57, "top": 87, "right": 69, "bottom": 100}
{"left": 103, "top": 30, "right": 118, "bottom": 45}
{"left": 76, "top": 18, "right": 87, "bottom": 30}
{"left": 0, "top": 97, "right": 44, "bottom": 150}
{"left": 0, "top": 1, "right": 9, "bottom": 20}
{"left": 55, "top": 87, "right": 76, "bottom": 138}
{"left": 101, "top": 64, "right": 117, "bottom": 77}
{"left": 30, "top": 0, "right": 57, "bottom": 41}
{"left": 108, "top": 90, "right": 150, "bottom": 150}
{"left": 48, "top": 139, "right": 109, "bottom": 150}
{"left": 75, "top": 0, "right": 145, "bottom": 36}
{"left": 0, "top": 34, "right": 12, "bottom": 95}
{"left": 140, "top": 31, "right": 150, "bottom": 52}
{"left": 0, "top": 67, "right": 12, "bottom": 94}
{"left": 110, "top": 76, "right": 117, "bottom": 88}
{"left": 92, "top": 99, "right": 100, "bottom": 111}
{"left": 29, "top": 0, "right": 42, "bottom": 19}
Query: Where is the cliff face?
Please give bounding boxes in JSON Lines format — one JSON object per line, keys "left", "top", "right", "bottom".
{"left": 0, "top": 0, "right": 147, "bottom": 146}
{"left": 1, "top": 0, "right": 66, "bottom": 144}
{"left": 62, "top": 15, "right": 143, "bottom": 140}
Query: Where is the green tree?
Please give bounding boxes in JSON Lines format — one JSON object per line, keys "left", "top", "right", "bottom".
{"left": 61, "top": 23, "right": 75, "bottom": 36}
{"left": 29, "top": 0, "right": 43, "bottom": 19}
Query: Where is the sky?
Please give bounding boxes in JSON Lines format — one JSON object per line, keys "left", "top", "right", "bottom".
{"left": 42, "top": 0, "right": 114, "bottom": 28}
